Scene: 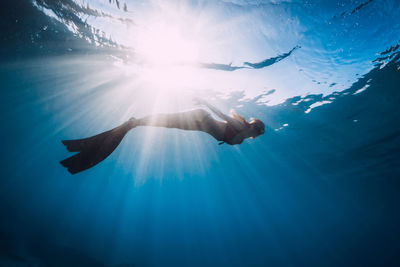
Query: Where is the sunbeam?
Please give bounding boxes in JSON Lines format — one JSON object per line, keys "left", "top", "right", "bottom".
{"left": 2, "top": 0, "right": 400, "bottom": 266}
{"left": 135, "top": 21, "right": 200, "bottom": 66}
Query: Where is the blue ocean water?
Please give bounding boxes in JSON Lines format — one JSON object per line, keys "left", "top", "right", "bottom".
{"left": 1, "top": 0, "right": 400, "bottom": 266}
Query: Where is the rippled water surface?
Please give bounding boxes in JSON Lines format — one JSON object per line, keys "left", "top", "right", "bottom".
{"left": 1, "top": 0, "right": 400, "bottom": 265}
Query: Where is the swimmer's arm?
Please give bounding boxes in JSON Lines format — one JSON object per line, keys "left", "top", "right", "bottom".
{"left": 196, "top": 98, "right": 245, "bottom": 129}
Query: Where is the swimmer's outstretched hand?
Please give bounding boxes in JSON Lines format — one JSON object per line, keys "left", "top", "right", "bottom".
{"left": 127, "top": 117, "right": 138, "bottom": 129}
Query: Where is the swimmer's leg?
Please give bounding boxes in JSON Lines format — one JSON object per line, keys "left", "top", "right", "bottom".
{"left": 136, "top": 109, "right": 225, "bottom": 140}
{"left": 60, "top": 118, "right": 136, "bottom": 174}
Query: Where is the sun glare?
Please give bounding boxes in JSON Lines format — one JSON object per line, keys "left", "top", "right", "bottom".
{"left": 135, "top": 22, "right": 200, "bottom": 66}
{"left": 127, "top": 16, "right": 209, "bottom": 94}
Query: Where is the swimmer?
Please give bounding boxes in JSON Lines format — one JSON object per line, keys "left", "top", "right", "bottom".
{"left": 60, "top": 98, "right": 265, "bottom": 174}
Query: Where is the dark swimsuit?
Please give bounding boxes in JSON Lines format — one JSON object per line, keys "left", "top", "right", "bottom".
{"left": 219, "top": 123, "right": 246, "bottom": 145}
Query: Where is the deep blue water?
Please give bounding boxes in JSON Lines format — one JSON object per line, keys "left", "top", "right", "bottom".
{"left": 1, "top": 0, "right": 400, "bottom": 266}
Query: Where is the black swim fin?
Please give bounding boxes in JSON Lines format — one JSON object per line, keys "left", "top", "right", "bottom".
{"left": 60, "top": 120, "right": 135, "bottom": 174}
{"left": 62, "top": 125, "right": 124, "bottom": 152}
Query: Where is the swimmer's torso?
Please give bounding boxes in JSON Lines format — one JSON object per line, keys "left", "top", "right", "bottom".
{"left": 222, "top": 123, "right": 245, "bottom": 145}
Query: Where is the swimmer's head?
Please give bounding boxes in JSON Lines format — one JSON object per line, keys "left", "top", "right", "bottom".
{"left": 248, "top": 118, "right": 265, "bottom": 138}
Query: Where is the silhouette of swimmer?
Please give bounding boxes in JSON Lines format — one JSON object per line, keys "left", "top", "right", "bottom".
{"left": 60, "top": 99, "right": 265, "bottom": 174}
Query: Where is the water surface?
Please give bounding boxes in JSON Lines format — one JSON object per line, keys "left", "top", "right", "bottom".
{"left": 1, "top": 0, "right": 400, "bottom": 265}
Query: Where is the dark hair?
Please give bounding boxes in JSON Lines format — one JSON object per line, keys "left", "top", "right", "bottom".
{"left": 249, "top": 118, "right": 265, "bottom": 135}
